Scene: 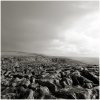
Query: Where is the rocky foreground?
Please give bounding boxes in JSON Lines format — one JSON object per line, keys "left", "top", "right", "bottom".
{"left": 1, "top": 55, "right": 99, "bottom": 99}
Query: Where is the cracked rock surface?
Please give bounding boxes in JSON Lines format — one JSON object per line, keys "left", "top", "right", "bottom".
{"left": 1, "top": 55, "right": 99, "bottom": 99}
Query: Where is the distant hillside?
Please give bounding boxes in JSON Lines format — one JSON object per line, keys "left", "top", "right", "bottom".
{"left": 1, "top": 51, "right": 44, "bottom": 57}
{"left": 70, "top": 57, "right": 99, "bottom": 65}
{"left": 2, "top": 51, "right": 98, "bottom": 66}
{"left": 1, "top": 51, "right": 87, "bottom": 66}
{"left": 1, "top": 51, "right": 34, "bottom": 56}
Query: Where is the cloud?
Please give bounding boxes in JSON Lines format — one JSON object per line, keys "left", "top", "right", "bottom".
{"left": 43, "top": 11, "right": 99, "bottom": 57}
{"left": 2, "top": 1, "right": 99, "bottom": 57}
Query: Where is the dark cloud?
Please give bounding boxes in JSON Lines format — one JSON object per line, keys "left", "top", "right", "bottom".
{"left": 1, "top": 1, "right": 99, "bottom": 57}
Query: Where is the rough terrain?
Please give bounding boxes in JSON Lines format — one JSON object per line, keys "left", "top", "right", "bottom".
{"left": 1, "top": 53, "right": 99, "bottom": 99}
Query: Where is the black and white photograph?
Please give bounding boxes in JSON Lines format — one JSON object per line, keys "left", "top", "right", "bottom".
{"left": 1, "top": 0, "right": 99, "bottom": 99}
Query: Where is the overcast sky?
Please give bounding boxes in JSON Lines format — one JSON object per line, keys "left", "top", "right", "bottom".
{"left": 1, "top": 1, "right": 99, "bottom": 57}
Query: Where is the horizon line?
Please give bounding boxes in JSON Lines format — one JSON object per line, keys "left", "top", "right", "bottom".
{"left": 1, "top": 50, "right": 99, "bottom": 58}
